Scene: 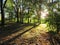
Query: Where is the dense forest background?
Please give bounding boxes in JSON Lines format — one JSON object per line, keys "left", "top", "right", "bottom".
{"left": 0, "top": 0, "right": 60, "bottom": 45}
{"left": 0, "top": 0, "right": 60, "bottom": 33}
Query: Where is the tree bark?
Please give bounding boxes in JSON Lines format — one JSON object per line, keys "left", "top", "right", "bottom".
{"left": 16, "top": 8, "right": 19, "bottom": 23}
{"left": 1, "top": 0, "right": 5, "bottom": 26}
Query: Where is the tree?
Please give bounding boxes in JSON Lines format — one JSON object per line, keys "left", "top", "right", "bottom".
{"left": 0, "top": 0, "right": 7, "bottom": 26}
{"left": 13, "top": 0, "right": 20, "bottom": 23}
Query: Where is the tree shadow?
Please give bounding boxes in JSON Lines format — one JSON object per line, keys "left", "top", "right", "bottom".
{"left": 0, "top": 23, "right": 33, "bottom": 38}
{"left": 0, "top": 24, "right": 38, "bottom": 45}
{"left": 47, "top": 30, "right": 60, "bottom": 45}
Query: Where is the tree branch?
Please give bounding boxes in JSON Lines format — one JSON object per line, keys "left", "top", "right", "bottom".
{"left": 3, "top": 0, "right": 7, "bottom": 8}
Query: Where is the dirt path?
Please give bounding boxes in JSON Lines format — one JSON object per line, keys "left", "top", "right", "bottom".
{"left": 4, "top": 28, "right": 51, "bottom": 45}
{"left": 0, "top": 24, "right": 60, "bottom": 45}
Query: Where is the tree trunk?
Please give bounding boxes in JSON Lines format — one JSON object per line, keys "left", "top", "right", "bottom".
{"left": 16, "top": 8, "right": 19, "bottom": 23}
{"left": 27, "top": 12, "right": 30, "bottom": 23}
{"left": 28, "top": 17, "right": 29, "bottom": 23}
{"left": 1, "top": 0, "right": 5, "bottom": 26}
{"left": 20, "top": 11, "right": 23, "bottom": 24}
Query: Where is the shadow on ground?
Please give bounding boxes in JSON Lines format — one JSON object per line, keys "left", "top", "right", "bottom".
{"left": 0, "top": 23, "right": 26, "bottom": 38}
{"left": 0, "top": 23, "right": 39, "bottom": 45}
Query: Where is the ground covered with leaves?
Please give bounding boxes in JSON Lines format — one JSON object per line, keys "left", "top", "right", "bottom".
{"left": 0, "top": 24, "right": 60, "bottom": 45}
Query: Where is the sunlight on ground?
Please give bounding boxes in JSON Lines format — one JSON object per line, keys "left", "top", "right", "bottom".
{"left": 36, "top": 24, "right": 48, "bottom": 32}
{"left": 21, "top": 28, "right": 39, "bottom": 39}
{"left": 21, "top": 24, "right": 48, "bottom": 39}
{"left": 39, "top": 24, "right": 47, "bottom": 28}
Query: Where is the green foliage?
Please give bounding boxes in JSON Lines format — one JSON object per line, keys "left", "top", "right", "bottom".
{"left": 57, "top": 8, "right": 60, "bottom": 11}
{"left": 6, "top": 0, "right": 14, "bottom": 11}
{"left": 45, "top": 11, "right": 56, "bottom": 31}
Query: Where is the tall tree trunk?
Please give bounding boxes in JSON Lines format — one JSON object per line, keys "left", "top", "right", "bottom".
{"left": 1, "top": 0, "right": 5, "bottom": 26}
{"left": 15, "top": 0, "right": 19, "bottom": 23}
{"left": 21, "top": 10, "right": 23, "bottom": 23}
{"left": 58, "top": 0, "right": 59, "bottom": 8}
{"left": 16, "top": 8, "right": 19, "bottom": 23}
{"left": 20, "top": 0, "right": 23, "bottom": 24}
{"left": 27, "top": 9, "right": 29, "bottom": 23}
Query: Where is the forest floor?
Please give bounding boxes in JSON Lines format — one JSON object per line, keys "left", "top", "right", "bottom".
{"left": 0, "top": 23, "right": 60, "bottom": 45}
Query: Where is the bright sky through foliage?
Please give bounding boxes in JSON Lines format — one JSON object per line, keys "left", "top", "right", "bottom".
{"left": 41, "top": 9, "right": 49, "bottom": 19}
